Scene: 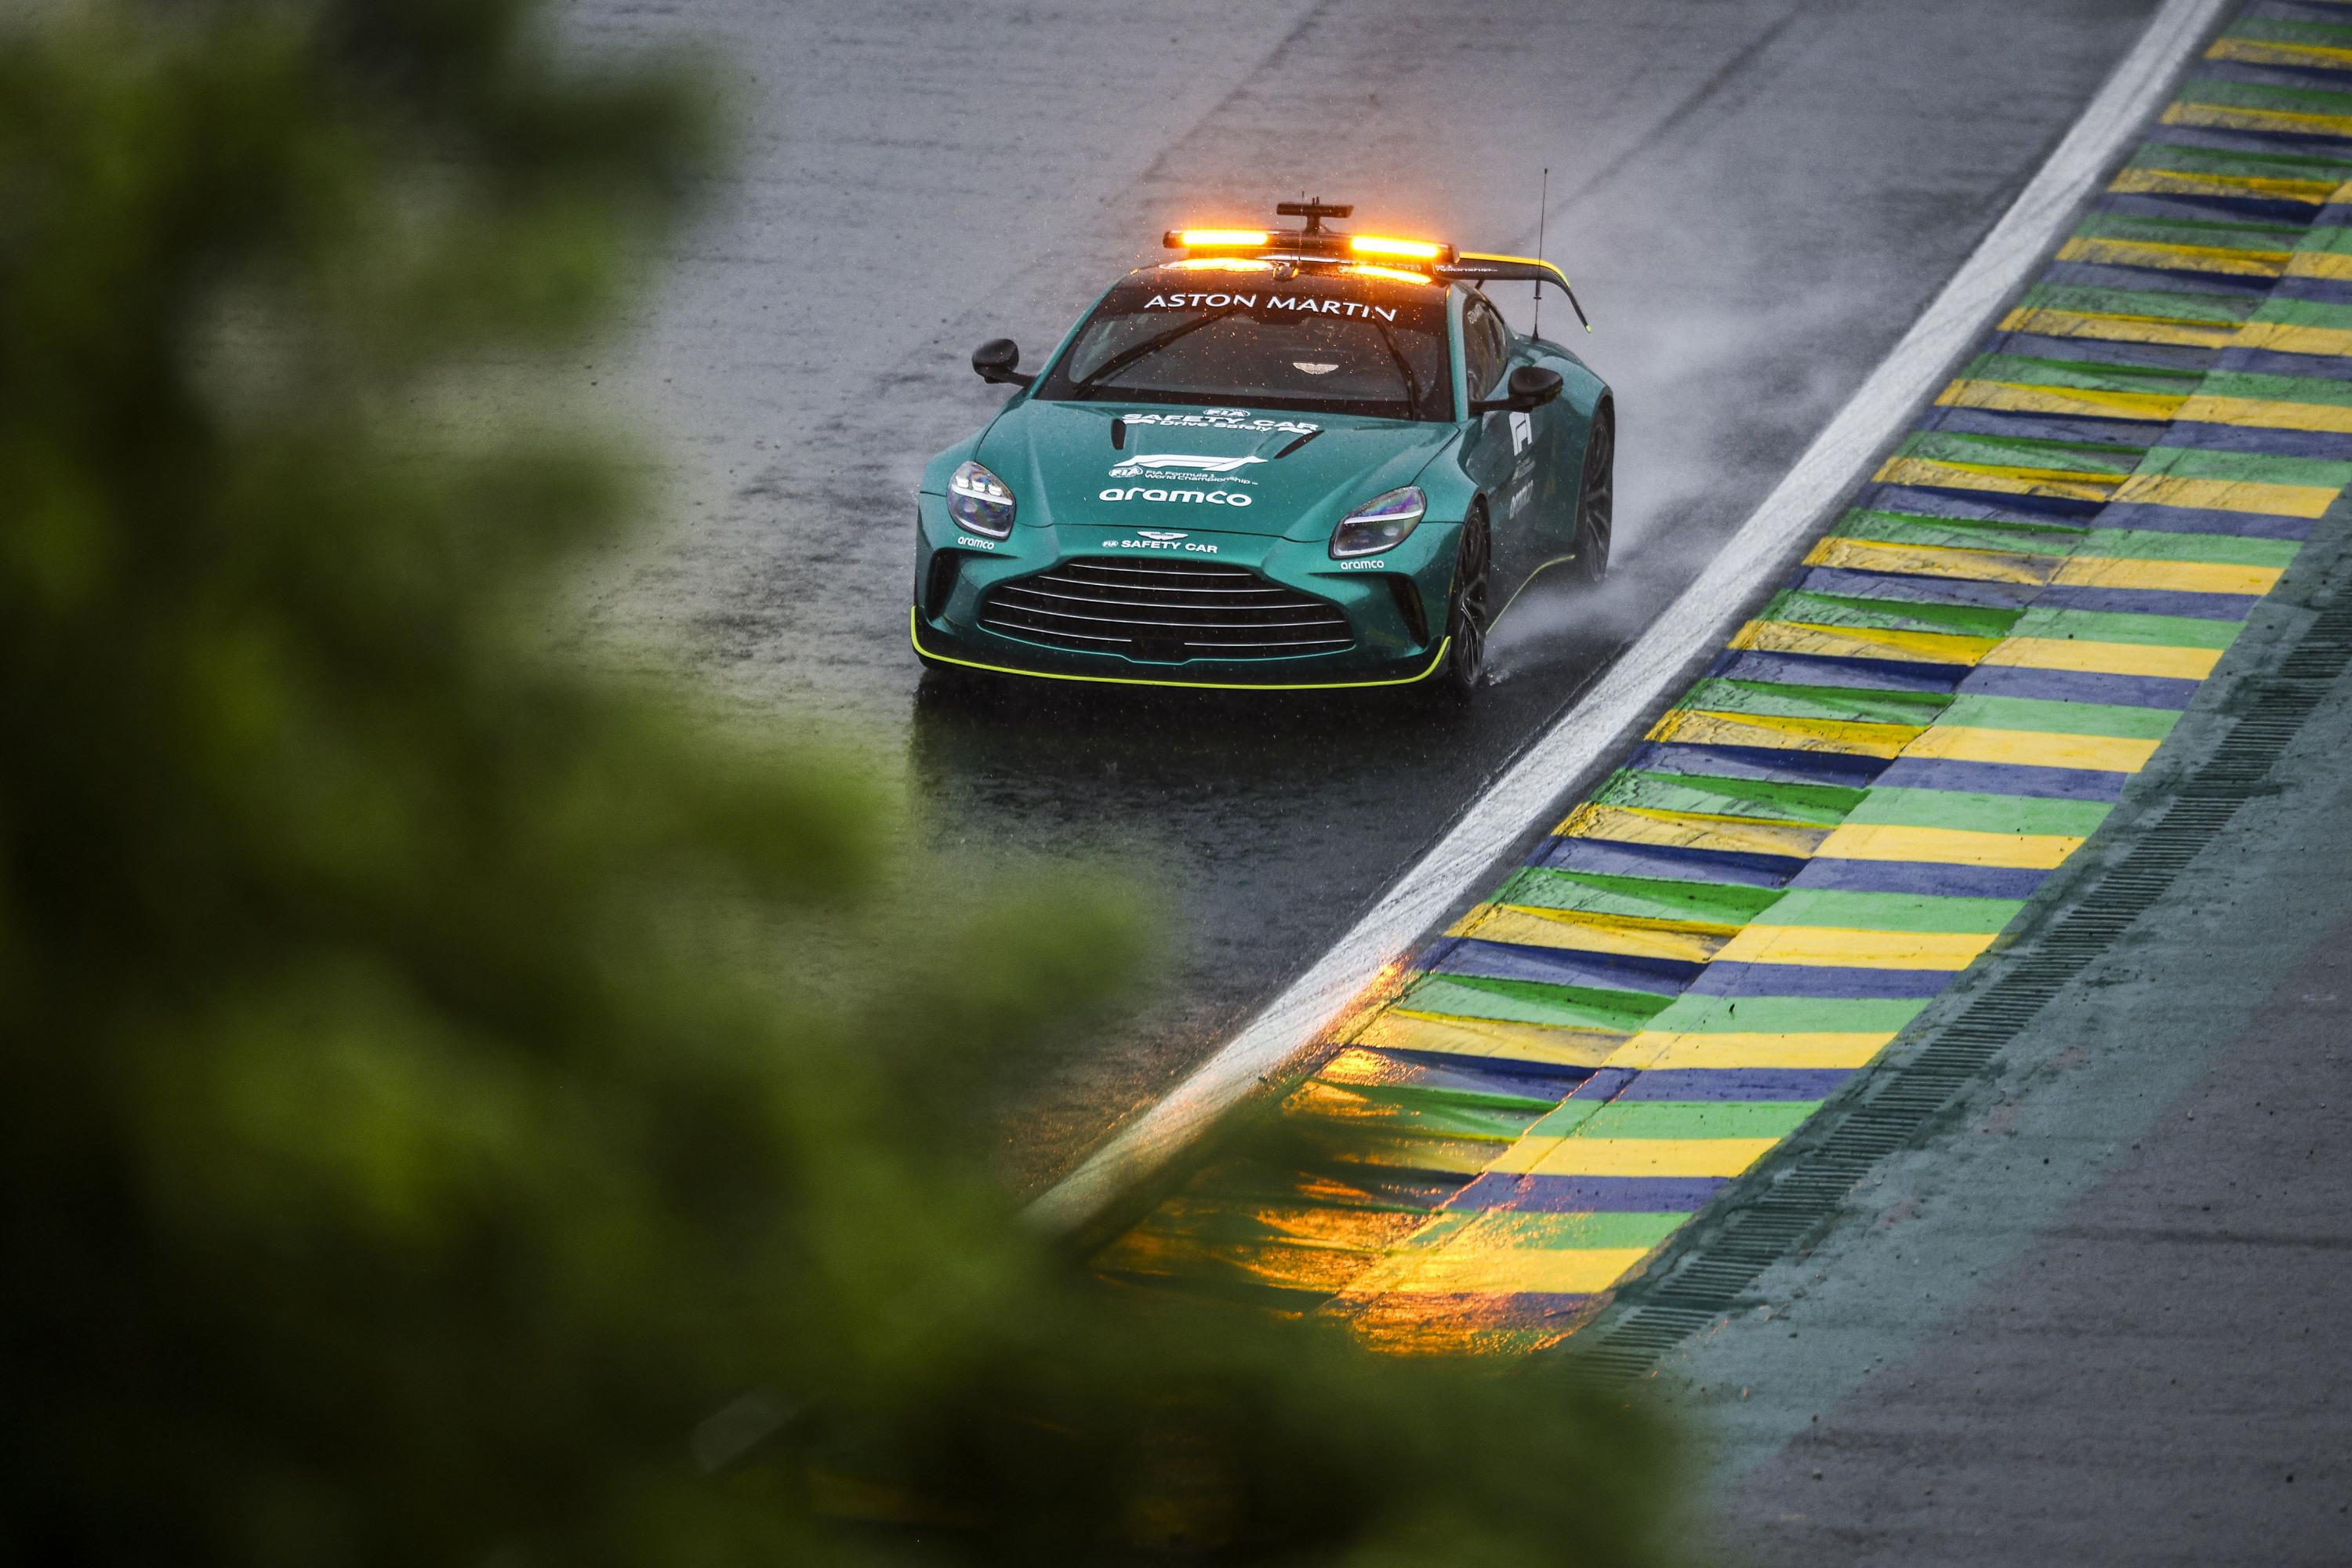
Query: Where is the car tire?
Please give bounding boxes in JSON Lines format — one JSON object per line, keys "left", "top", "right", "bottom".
{"left": 1433, "top": 502, "right": 1491, "bottom": 704}
{"left": 1570, "top": 401, "right": 1614, "bottom": 586}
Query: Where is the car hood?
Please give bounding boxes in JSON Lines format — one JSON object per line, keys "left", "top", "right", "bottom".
{"left": 975, "top": 399, "right": 1461, "bottom": 542}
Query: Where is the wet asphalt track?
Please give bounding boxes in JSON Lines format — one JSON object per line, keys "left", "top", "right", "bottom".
{"left": 563, "top": 0, "right": 2161, "bottom": 1189}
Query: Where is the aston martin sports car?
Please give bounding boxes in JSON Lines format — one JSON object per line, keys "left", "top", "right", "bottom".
{"left": 910, "top": 201, "right": 1613, "bottom": 700}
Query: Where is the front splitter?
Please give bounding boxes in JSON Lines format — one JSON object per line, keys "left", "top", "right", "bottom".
{"left": 909, "top": 608, "right": 1450, "bottom": 692}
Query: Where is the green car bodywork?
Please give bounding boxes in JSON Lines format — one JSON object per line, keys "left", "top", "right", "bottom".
{"left": 911, "top": 261, "right": 1613, "bottom": 691}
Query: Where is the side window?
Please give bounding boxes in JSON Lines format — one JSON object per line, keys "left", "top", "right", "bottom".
{"left": 1463, "top": 295, "right": 1508, "bottom": 401}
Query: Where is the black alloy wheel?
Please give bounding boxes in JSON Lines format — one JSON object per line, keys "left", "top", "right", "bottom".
{"left": 1572, "top": 403, "right": 1614, "bottom": 585}
{"left": 1437, "top": 502, "right": 1491, "bottom": 702}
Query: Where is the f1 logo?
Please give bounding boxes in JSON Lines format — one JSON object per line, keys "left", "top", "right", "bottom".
{"left": 1509, "top": 410, "right": 1533, "bottom": 455}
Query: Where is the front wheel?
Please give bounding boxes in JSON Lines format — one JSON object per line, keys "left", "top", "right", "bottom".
{"left": 1434, "top": 504, "right": 1491, "bottom": 704}
{"left": 1571, "top": 402, "right": 1614, "bottom": 586}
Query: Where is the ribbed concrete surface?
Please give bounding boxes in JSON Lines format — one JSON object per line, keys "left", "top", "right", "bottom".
{"left": 1667, "top": 521, "right": 2352, "bottom": 1563}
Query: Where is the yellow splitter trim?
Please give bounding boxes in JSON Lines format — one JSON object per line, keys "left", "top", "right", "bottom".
{"left": 909, "top": 607, "right": 1450, "bottom": 691}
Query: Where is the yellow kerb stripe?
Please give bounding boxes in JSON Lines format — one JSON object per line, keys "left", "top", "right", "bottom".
{"left": 1711, "top": 924, "right": 1998, "bottom": 971}
{"left": 2056, "top": 232, "right": 2289, "bottom": 277}
{"left": 1647, "top": 706, "right": 1921, "bottom": 757}
{"left": 1491, "top": 1135, "right": 1784, "bottom": 1178}
{"left": 1902, "top": 723, "right": 2162, "bottom": 773}
{"left": 2053, "top": 555, "right": 2281, "bottom": 596}
{"left": 1809, "top": 535, "right": 2054, "bottom": 585}
{"left": 2110, "top": 472, "right": 2341, "bottom": 518}
{"left": 2111, "top": 167, "right": 2338, "bottom": 204}
{"left": 1980, "top": 637, "right": 2224, "bottom": 680}
{"left": 1453, "top": 906, "right": 1730, "bottom": 964}
{"left": 1814, "top": 822, "right": 2084, "bottom": 869}
{"left": 1554, "top": 801, "right": 1831, "bottom": 859}
{"left": 1998, "top": 307, "right": 2238, "bottom": 348}
{"left": 2175, "top": 394, "right": 2352, "bottom": 434}
{"left": 2208, "top": 36, "right": 2352, "bottom": 69}
{"left": 1937, "top": 378, "right": 2187, "bottom": 421}
{"left": 1352, "top": 1246, "right": 1655, "bottom": 1298}
{"left": 2164, "top": 100, "right": 2352, "bottom": 140}
{"left": 1732, "top": 619, "right": 2000, "bottom": 666}
{"left": 2232, "top": 320, "right": 2352, "bottom": 356}
{"left": 1873, "top": 456, "right": 2121, "bottom": 502}
{"left": 2286, "top": 250, "right": 2352, "bottom": 282}
{"left": 1361, "top": 1013, "right": 1629, "bottom": 1069}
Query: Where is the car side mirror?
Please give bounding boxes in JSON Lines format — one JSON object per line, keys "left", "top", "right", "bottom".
{"left": 972, "top": 338, "right": 1033, "bottom": 387}
{"left": 1471, "top": 364, "right": 1563, "bottom": 416}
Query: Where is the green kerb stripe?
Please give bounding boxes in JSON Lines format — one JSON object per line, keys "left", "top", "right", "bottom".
{"left": 1833, "top": 510, "right": 2084, "bottom": 554}
{"left": 1842, "top": 788, "right": 2114, "bottom": 837}
{"left": 1643, "top": 995, "right": 1933, "bottom": 1033}
{"left": 2178, "top": 77, "right": 2352, "bottom": 114}
{"left": 1897, "top": 430, "right": 2146, "bottom": 468}
{"left": 1762, "top": 888, "right": 2025, "bottom": 934}
{"left": 1959, "top": 352, "right": 2205, "bottom": 393}
{"left": 1552, "top": 1101, "right": 1823, "bottom": 1142}
{"left": 2018, "top": 282, "right": 2256, "bottom": 323}
{"left": 1940, "top": 693, "right": 2181, "bottom": 739}
{"left": 1675, "top": 677, "right": 1950, "bottom": 727}
{"left": 2011, "top": 605, "right": 2243, "bottom": 649}
{"left": 1495, "top": 869, "right": 1784, "bottom": 926}
{"left": 1598, "top": 770, "right": 1866, "bottom": 824}
{"left": 2078, "top": 528, "right": 2302, "bottom": 566}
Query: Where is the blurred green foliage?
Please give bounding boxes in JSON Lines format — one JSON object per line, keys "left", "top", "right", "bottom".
{"left": 0, "top": 2, "right": 1681, "bottom": 1563}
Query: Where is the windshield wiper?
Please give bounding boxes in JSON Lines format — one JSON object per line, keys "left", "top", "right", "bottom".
{"left": 1065, "top": 306, "right": 1244, "bottom": 398}
{"left": 1368, "top": 318, "right": 1432, "bottom": 419}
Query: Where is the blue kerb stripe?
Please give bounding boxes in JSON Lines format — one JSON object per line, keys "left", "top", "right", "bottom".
{"left": 1790, "top": 859, "right": 2054, "bottom": 899}
{"left": 1706, "top": 648, "right": 1972, "bottom": 693}
{"left": 1613, "top": 1068, "right": 1857, "bottom": 1102}
{"left": 1791, "top": 567, "right": 2043, "bottom": 612}
{"left": 1450, "top": 1174, "right": 1732, "bottom": 1214}
{"left": 1527, "top": 837, "right": 1806, "bottom": 887}
{"left": 1435, "top": 938, "right": 1699, "bottom": 994}
{"left": 1871, "top": 755, "right": 2135, "bottom": 800}
{"left": 1685, "top": 960, "right": 1959, "bottom": 1000}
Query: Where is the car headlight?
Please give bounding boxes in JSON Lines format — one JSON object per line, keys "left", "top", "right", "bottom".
{"left": 947, "top": 459, "right": 1016, "bottom": 538}
{"left": 1330, "top": 485, "right": 1426, "bottom": 558}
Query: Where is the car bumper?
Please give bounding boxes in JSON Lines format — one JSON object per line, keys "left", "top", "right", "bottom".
{"left": 910, "top": 497, "right": 1457, "bottom": 689}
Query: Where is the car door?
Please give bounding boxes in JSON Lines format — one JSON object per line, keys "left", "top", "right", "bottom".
{"left": 1500, "top": 316, "right": 1581, "bottom": 591}
{"left": 1457, "top": 291, "right": 1540, "bottom": 591}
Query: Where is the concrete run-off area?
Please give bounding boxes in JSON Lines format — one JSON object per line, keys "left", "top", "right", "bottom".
{"left": 1674, "top": 507, "right": 2352, "bottom": 1563}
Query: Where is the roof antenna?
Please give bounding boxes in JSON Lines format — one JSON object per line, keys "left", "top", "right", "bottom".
{"left": 1533, "top": 166, "right": 1549, "bottom": 339}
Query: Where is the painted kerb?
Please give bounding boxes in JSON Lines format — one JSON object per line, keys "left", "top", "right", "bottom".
{"left": 1084, "top": 0, "right": 2352, "bottom": 1352}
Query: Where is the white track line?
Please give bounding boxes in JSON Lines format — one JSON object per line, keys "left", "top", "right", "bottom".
{"left": 1029, "top": 0, "right": 2231, "bottom": 1236}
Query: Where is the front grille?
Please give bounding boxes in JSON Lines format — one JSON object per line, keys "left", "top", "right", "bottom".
{"left": 978, "top": 557, "right": 1354, "bottom": 662}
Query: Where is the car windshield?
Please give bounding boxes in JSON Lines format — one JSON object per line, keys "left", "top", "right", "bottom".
{"left": 1033, "top": 272, "right": 1453, "bottom": 420}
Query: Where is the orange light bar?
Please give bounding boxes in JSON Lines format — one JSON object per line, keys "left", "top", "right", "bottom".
{"left": 1348, "top": 234, "right": 1443, "bottom": 260}
{"left": 1175, "top": 228, "right": 1271, "bottom": 249}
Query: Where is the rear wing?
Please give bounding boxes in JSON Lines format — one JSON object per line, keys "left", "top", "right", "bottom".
{"left": 1438, "top": 253, "right": 1592, "bottom": 335}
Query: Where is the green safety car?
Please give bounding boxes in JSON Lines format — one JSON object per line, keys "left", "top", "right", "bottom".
{"left": 910, "top": 201, "right": 1613, "bottom": 699}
